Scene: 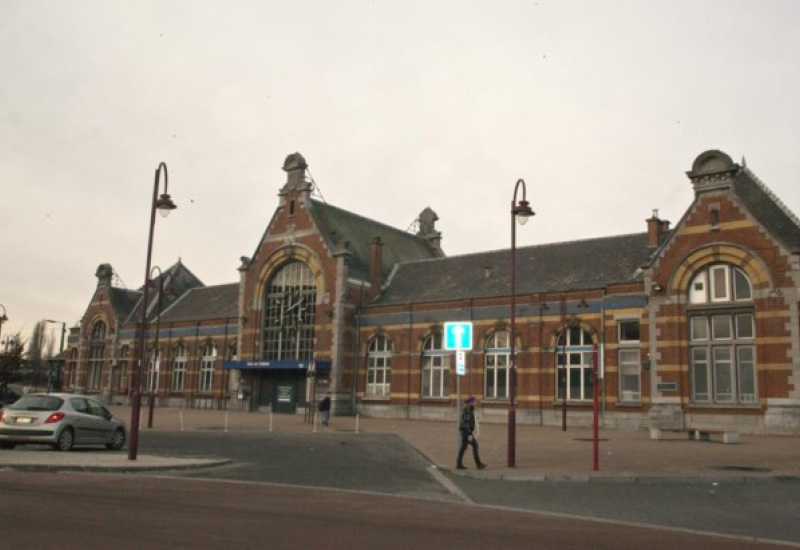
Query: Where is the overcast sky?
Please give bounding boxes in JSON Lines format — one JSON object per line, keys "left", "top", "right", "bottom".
{"left": 2, "top": 0, "right": 799, "bottom": 347}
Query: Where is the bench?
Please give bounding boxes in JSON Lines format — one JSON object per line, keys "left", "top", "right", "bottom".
{"left": 649, "top": 427, "right": 739, "bottom": 444}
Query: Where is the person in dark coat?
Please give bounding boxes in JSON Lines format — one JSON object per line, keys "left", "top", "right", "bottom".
{"left": 319, "top": 393, "right": 331, "bottom": 427}
{"left": 457, "top": 396, "right": 487, "bottom": 470}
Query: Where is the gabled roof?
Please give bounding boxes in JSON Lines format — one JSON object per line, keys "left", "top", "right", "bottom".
{"left": 159, "top": 283, "right": 239, "bottom": 323}
{"left": 106, "top": 287, "right": 141, "bottom": 325}
{"left": 308, "top": 199, "right": 442, "bottom": 280}
{"left": 735, "top": 167, "right": 800, "bottom": 253}
{"left": 124, "top": 260, "right": 205, "bottom": 324}
{"left": 374, "top": 233, "right": 651, "bottom": 304}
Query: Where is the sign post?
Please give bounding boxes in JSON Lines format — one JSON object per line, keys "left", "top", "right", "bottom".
{"left": 445, "top": 322, "right": 474, "bottom": 440}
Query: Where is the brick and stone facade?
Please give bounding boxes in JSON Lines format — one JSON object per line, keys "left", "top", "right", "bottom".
{"left": 63, "top": 150, "right": 800, "bottom": 434}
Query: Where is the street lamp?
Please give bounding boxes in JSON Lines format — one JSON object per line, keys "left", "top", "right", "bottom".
{"left": 45, "top": 319, "right": 66, "bottom": 392}
{"left": 508, "top": 178, "right": 534, "bottom": 468}
{"left": 0, "top": 304, "right": 8, "bottom": 346}
{"left": 129, "top": 162, "right": 177, "bottom": 461}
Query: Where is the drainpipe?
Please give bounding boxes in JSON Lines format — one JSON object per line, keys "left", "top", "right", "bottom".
{"left": 407, "top": 301, "right": 413, "bottom": 419}
{"left": 352, "top": 283, "right": 365, "bottom": 415}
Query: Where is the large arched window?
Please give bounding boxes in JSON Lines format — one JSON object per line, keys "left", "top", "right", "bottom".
{"left": 422, "top": 332, "right": 449, "bottom": 398}
{"left": 484, "top": 331, "right": 509, "bottom": 400}
{"left": 88, "top": 321, "right": 106, "bottom": 390}
{"left": 688, "top": 264, "right": 756, "bottom": 404}
{"left": 366, "top": 334, "right": 392, "bottom": 398}
{"left": 263, "top": 262, "right": 317, "bottom": 361}
{"left": 556, "top": 326, "right": 594, "bottom": 401}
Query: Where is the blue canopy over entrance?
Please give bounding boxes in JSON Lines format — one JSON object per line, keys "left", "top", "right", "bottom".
{"left": 223, "top": 359, "right": 331, "bottom": 371}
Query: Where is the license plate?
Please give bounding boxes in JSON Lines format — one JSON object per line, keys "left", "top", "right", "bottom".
{"left": 15, "top": 417, "right": 33, "bottom": 424}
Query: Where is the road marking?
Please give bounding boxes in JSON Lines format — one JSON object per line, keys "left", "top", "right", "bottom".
{"left": 427, "top": 465, "right": 473, "bottom": 503}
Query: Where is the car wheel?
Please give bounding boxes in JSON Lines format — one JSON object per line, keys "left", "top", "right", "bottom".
{"left": 106, "top": 427, "right": 126, "bottom": 450}
{"left": 53, "top": 428, "right": 75, "bottom": 451}
{"left": 0, "top": 441, "right": 16, "bottom": 450}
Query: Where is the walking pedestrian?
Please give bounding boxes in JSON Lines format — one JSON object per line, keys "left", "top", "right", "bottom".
{"left": 457, "top": 396, "right": 487, "bottom": 470}
{"left": 319, "top": 393, "right": 331, "bottom": 427}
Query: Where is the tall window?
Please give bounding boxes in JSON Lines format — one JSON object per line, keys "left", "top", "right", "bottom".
{"left": 484, "top": 331, "right": 510, "bottom": 400}
{"left": 198, "top": 343, "right": 216, "bottom": 393}
{"left": 88, "top": 321, "right": 106, "bottom": 390}
{"left": 689, "top": 265, "right": 756, "bottom": 404}
{"left": 118, "top": 345, "right": 129, "bottom": 391}
{"left": 556, "top": 326, "right": 594, "bottom": 401}
{"left": 366, "top": 335, "right": 392, "bottom": 397}
{"left": 263, "top": 262, "right": 317, "bottom": 361}
{"left": 618, "top": 319, "right": 641, "bottom": 403}
{"left": 422, "top": 332, "right": 450, "bottom": 398}
{"left": 145, "top": 348, "right": 162, "bottom": 393}
{"left": 171, "top": 345, "right": 187, "bottom": 392}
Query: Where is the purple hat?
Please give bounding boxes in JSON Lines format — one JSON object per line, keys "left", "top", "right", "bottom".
{"left": 465, "top": 396, "right": 476, "bottom": 404}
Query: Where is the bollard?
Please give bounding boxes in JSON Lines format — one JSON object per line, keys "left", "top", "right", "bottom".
{"left": 355, "top": 413, "right": 360, "bottom": 434}
{"left": 180, "top": 409, "right": 185, "bottom": 431}
{"left": 224, "top": 410, "right": 229, "bottom": 433}
{"left": 268, "top": 404, "right": 273, "bottom": 433}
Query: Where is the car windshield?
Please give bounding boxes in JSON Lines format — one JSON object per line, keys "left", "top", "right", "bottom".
{"left": 8, "top": 395, "right": 64, "bottom": 412}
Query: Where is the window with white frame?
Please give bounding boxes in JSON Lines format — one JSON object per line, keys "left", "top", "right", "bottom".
{"left": 172, "top": 345, "right": 187, "bottom": 392}
{"left": 556, "top": 326, "right": 594, "bottom": 401}
{"left": 88, "top": 321, "right": 106, "bottom": 390}
{"left": 618, "top": 320, "right": 641, "bottom": 403}
{"left": 422, "top": 332, "right": 450, "bottom": 398}
{"left": 145, "top": 348, "right": 161, "bottom": 393}
{"left": 198, "top": 343, "right": 216, "bottom": 393}
{"left": 366, "top": 334, "right": 392, "bottom": 397}
{"left": 484, "top": 330, "right": 509, "bottom": 400}
{"left": 688, "top": 264, "right": 756, "bottom": 405}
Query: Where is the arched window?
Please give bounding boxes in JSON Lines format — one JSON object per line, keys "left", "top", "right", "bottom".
{"left": 366, "top": 334, "right": 392, "bottom": 397}
{"left": 198, "top": 343, "right": 216, "bottom": 393}
{"left": 556, "top": 326, "right": 594, "bottom": 401}
{"left": 145, "top": 347, "right": 161, "bottom": 393}
{"left": 263, "top": 262, "right": 317, "bottom": 361}
{"left": 88, "top": 321, "right": 106, "bottom": 390}
{"left": 422, "top": 332, "right": 449, "bottom": 398}
{"left": 484, "top": 331, "right": 510, "bottom": 400}
{"left": 688, "top": 264, "right": 756, "bottom": 404}
{"left": 172, "top": 345, "right": 187, "bottom": 392}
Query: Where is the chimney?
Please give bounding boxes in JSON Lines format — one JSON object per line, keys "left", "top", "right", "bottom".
{"left": 369, "top": 236, "right": 384, "bottom": 294}
{"left": 647, "top": 209, "right": 670, "bottom": 248}
{"left": 95, "top": 263, "right": 113, "bottom": 288}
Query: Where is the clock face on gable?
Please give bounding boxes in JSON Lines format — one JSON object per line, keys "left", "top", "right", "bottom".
{"left": 263, "top": 262, "right": 317, "bottom": 361}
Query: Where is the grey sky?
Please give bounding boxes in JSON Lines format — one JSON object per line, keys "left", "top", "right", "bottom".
{"left": 2, "top": 0, "right": 799, "bottom": 346}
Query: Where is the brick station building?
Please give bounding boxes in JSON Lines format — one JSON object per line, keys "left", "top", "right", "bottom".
{"left": 64, "top": 149, "right": 800, "bottom": 434}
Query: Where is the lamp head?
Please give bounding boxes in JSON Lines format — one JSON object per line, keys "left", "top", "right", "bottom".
{"left": 514, "top": 200, "right": 535, "bottom": 225}
{"left": 156, "top": 193, "right": 177, "bottom": 218}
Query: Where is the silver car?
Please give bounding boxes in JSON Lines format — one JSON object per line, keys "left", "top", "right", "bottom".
{"left": 0, "top": 393, "right": 126, "bottom": 451}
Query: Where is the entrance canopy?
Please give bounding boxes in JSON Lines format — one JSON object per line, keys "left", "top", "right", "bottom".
{"left": 223, "top": 359, "right": 331, "bottom": 371}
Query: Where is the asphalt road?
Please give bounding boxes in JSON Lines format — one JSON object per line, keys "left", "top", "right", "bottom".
{"left": 2, "top": 430, "right": 798, "bottom": 548}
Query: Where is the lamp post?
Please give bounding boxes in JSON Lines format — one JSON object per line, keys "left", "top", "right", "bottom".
{"left": 129, "top": 163, "right": 177, "bottom": 461}
{"left": 44, "top": 319, "right": 66, "bottom": 392}
{"left": 0, "top": 304, "right": 8, "bottom": 347}
{"left": 508, "top": 178, "right": 534, "bottom": 468}
{"left": 146, "top": 266, "right": 164, "bottom": 429}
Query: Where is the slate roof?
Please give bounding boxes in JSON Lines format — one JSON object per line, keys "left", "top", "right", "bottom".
{"left": 124, "top": 260, "right": 205, "bottom": 324}
{"left": 374, "top": 233, "right": 652, "bottom": 305}
{"left": 107, "top": 287, "right": 142, "bottom": 325}
{"left": 735, "top": 167, "right": 800, "bottom": 253}
{"left": 159, "top": 283, "right": 239, "bottom": 323}
{"left": 308, "top": 199, "right": 442, "bottom": 280}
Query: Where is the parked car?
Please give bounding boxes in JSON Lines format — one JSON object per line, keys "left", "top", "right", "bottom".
{"left": 0, "top": 393, "right": 126, "bottom": 451}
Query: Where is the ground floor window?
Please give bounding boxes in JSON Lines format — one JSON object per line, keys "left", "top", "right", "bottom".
{"left": 618, "top": 348, "right": 641, "bottom": 402}
{"left": 690, "top": 312, "right": 756, "bottom": 404}
{"left": 172, "top": 345, "right": 187, "bottom": 392}
{"left": 366, "top": 335, "right": 392, "bottom": 397}
{"left": 422, "top": 333, "right": 450, "bottom": 398}
{"left": 198, "top": 344, "right": 216, "bottom": 393}
{"left": 556, "top": 327, "right": 594, "bottom": 401}
{"left": 484, "top": 331, "right": 509, "bottom": 400}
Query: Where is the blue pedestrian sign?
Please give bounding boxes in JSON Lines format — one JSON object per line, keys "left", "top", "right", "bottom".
{"left": 444, "top": 322, "right": 473, "bottom": 351}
